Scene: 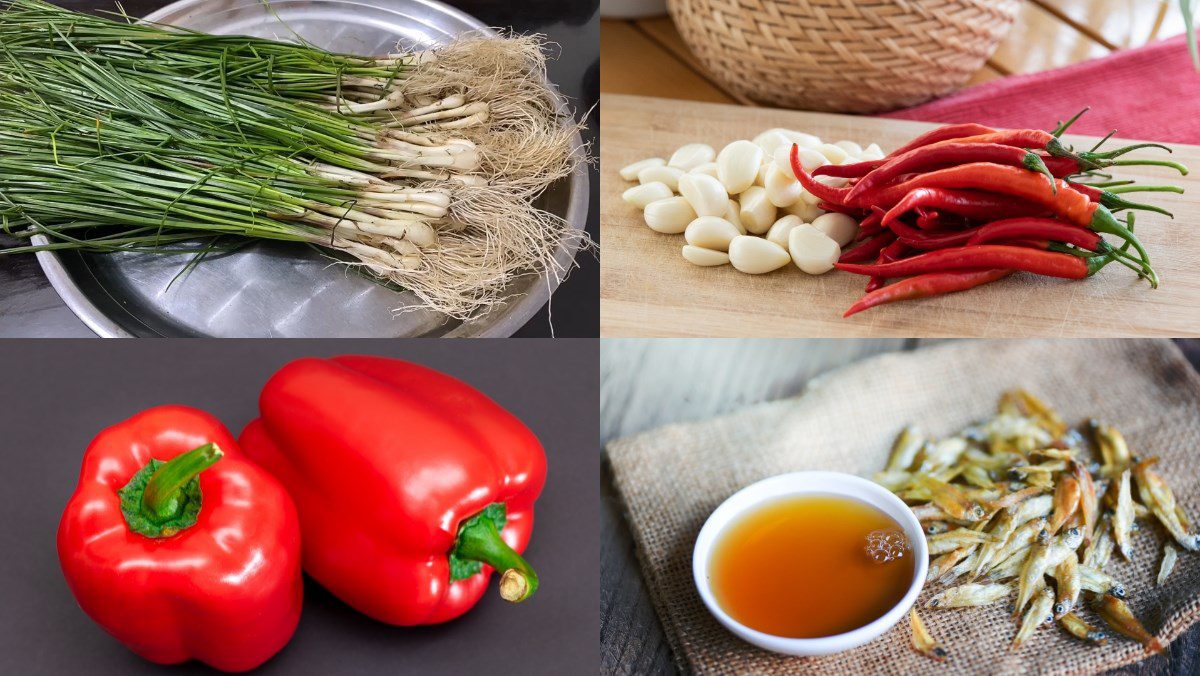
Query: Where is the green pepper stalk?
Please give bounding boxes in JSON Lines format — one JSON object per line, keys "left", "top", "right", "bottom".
{"left": 451, "top": 504, "right": 540, "bottom": 603}
{"left": 119, "top": 443, "right": 224, "bottom": 538}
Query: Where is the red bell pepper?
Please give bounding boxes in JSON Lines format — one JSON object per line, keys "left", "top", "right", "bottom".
{"left": 57, "top": 406, "right": 302, "bottom": 672}
{"left": 239, "top": 355, "right": 547, "bottom": 626}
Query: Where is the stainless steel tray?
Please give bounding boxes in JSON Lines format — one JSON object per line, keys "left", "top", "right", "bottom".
{"left": 32, "top": 0, "right": 588, "bottom": 337}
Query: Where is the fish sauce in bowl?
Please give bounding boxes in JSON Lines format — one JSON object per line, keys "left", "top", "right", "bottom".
{"left": 709, "top": 494, "right": 914, "bottom": 638}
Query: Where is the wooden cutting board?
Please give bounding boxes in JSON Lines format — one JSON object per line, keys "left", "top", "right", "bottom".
{"left": 600, "top": 94, "right": 1200, "bottom": 337}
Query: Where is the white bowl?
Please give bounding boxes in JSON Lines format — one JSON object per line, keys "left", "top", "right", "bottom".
{"left": 692, "top": 471, "right": 928, "bottom": 656}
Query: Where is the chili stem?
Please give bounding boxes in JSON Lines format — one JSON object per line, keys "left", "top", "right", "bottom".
{"left": 1108, "top": 159, "right": 1189, "bottom": 176}
{"left": 1105, "top": 184, "right": 1185, "bottom": 195}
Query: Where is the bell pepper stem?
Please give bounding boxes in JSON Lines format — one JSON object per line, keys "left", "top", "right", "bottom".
{"left": 142, "top": 443, "right": 223, "bottom": 520}
{"left": 454, "top": 514, "right": 539, "bottom": 603}
{"left": 119, "top": 443, "right": 223, "bottom": 538}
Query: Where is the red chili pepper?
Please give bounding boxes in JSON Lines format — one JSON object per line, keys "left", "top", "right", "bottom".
{"left": 915, "top": 208, "right": 972, "bottom": 230}
{"left": 813, "top": 159, "right": 881, "bottom": 178}
{"left": 888, "top": 218, "right": 979, "bottom": 250}
{"left": 881, "top": 187, "right": 1048, "bottom": 226}
{"left": 58, "top": 406, "right": 302, "bottom": 672}
{"left": 240, "top": 356, "right": 546, "bottom": 626}
{"left": 836, "top": 244, "right": 1118, "bottom": 279}
{"left": 869, "top": 163, "right": 1154, "bottom": 279}
{"left": 884, "top": 123, "right": 997, "bottom": 158}
{"left": 843, "top": 269, "right": 1014, "bottom": 317}
{"left": 966, "top": 217, "right": 1106, "bottom": 251}
{"left": 817, "top": 200, "right": 867, "bottom": 217}
{"left": 839, "top": 229, "right": 896, "bottom": 263}
{"left": 846, "top": 143, "right": 1057, "bottom": 202}
{"left": 791, "top": 144, "right": 852, "bottom": 205}
{"left": 855, "top": 207, "right": 884, "bottom": 240}
{"left": 866, "top": 240, "right": 910, "bottom": 292}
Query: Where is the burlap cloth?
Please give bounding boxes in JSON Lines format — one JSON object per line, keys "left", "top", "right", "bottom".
{"left": 606, "top": 339, "right": 1200, "bottom": 675}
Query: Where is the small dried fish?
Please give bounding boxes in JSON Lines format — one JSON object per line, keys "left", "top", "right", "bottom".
{"left": 927, "top": 583, "right": 1011, "bottom": 609}
{"left": 1014, "top": 389, "right": 1068, "bottom": 437}
{"left": 887, "top": 426, "right": 926, "bottom": 472}
{"left": 1092, "top": 594, "right": 1163, "bottom": 653}
{"left": 1158, "top": 544, "right": 1178, "bottom": 586}
{"left": 1053, "top": 551, "right": 1080, "bottom": 619}
{"left": 909, "top": 607, "right": 948, "bottom": 662}
{"left": 1014, "top": 540, "right": 1053, "bottom": 615}
{"left": 928, "top": 528, "right": 996, "bottom": 555}
{"left": 1090, "top": 420, "right": 1132, "bottom": 478}
{"left": 1010, "top": 494, "right": 1054, "bottom": 526}
{"left": 1112, "top": 469, "right": 1135, "bottom": 561}
{"left": 915, "top": 475, "right": 986, "bottom": 522}
{"left": 1059, "top": 612, "right": 1108, "bottom": 645}
{"left": 987, "top": 486, "right": 1045, "bottom": 514}
{"left": 1078, "top": 565, "right": 1126, "bottom": 598}
{"left": 928, "top": 546, "right": 975, "bottom": 583}
{"left": 1046, "top": 473, "right": 1081, "bottom": 535}
{"left": 1011, "top": 588, "right": 1054, "bottom": 650}
{"left": 919, "top": 437, "right": 969, "bottom": 472}
{"left": 1082, "top": 514, "right": 1114, "bottom": 569}
{"left": 985, "top": 518, "right": 1047, "bottom": 579}
{"left": 1071, "top": 461, "right": 1098, "bottom": 544}
{"left": 924, "top": 521, "right": 952, "bottom": 536}
{"left": 1133, "top": 458, "right": 1200, "bottom": 551}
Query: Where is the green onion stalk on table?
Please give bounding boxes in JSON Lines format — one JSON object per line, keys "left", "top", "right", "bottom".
{"left": 0, "top": 0, "right": 588, "bottom": 319}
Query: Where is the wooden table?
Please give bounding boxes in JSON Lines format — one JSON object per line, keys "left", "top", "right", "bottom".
{"left": 601, "top": 338, "right": 1200, "bottom": 674}
{"left": 601, "top": 1, "right": 1187, "bottom": 104}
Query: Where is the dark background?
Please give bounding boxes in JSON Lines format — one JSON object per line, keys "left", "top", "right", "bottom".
{"left": 0, "top": 339, "right": 599, "bottom": 674}
{"left": 0, "top": 0, "right": 600, "bottom": 337}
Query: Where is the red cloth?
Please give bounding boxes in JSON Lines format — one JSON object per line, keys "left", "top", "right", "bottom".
{"left": 880, "top": 36, "right": 1200, "bottom": 144}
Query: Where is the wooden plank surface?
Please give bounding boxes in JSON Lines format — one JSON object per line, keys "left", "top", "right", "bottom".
{"left": 600, "top": 93, "right": 1200, "bottom": 338}
{"left": 600, "top": 338, "right": 1200, "bottom": 676}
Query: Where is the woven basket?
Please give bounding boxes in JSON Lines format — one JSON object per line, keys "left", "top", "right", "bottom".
{"left": 668, "top": 0, "right": 1020, "bottom": 113}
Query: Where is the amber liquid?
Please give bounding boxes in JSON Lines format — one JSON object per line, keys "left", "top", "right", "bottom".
{"left": 709, "top": 494, "right": 914, "bottom": 638}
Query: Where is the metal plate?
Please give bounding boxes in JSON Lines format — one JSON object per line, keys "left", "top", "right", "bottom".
{"left": 32, "top": 0, "right": 588, "bottom": 337}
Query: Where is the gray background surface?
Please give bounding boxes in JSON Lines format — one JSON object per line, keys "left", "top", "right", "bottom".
{"left": 0, "top": 339, "right": 599, "bottom": 674}
{"left": 601, "top": 338, "right": 1200, "bottom": 675}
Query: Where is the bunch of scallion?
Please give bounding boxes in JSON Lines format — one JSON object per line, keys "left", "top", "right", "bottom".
{"left": 0, "top": 0, "right": 586, "bottom": 319}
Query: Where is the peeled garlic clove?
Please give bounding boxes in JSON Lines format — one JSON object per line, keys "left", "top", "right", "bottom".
{"left": 717, "top": 140, "right": 764, "bottom": 194}
{"left": 638, "top": 165, "right": 684, "bottom": 192}
{"left": 752, "top": 129, "right": 794, "bottom": 156}
{"left": 643, "top": 196, "right": 696, "bottom": 234}
{"left": 782, "top": 146, "right": 829, "bottom": 176}
{"left": 622, "top": 182, "right": 673, "bottom": 209}
{"left": 738, "top": 186, "right": 777, "bottom": 235}
{"left": 863, "top": 143, "right": 886, "bottom": 160}
{"left": 690, "top": 162, "right": 720, "bottom": 179}
{"left": 755, "top": 162, "right": 770, "bottom": 188}
{"left": 684, "top": 216, "right": 741, "bottom": 251}
{"left": 783, "top": 130, "right": 822, "bottom": 149}
{"left": 784, "top": 200, "right": 825, "bottom": 222}
{"left": 765, "top": 214, "right": 803, "bottom": 249}
{"left": 620, "top": 157, "right": 665, "bottom": 181}
{"left": 788, "top": 223, "right": 840, "bottom": 274}
{"left": 729, "top": 235, "right": 790, "bottom": 274}
{"left": 682, "top": 245, "right": 730, "bottom": 267}
{"left": 678, "top": 173, "right": 730, "bottom": 217}
{"left": 834, "top": 140, "right": 863, "bottom": 157}
{"left": 725, "top": 199, "right": 746, "bottom": 233}
{"left": 764, "top": 164, "right": 803, "bottom": 207}
{"left": 817, "top": 143, "right": 849, "bottom": 165}
{"left": 811, "top": 212, "right": 859, "bottom": 248}
{"left": 668, "top": 143, "right": 715, "bottom": 171}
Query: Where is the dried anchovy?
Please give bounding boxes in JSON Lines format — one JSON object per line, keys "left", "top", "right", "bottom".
{"left": 876, "top": 389, "right": 1187, "bottom": 654}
